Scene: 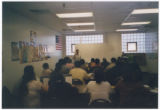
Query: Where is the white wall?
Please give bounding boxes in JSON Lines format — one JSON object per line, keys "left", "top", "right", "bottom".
{"left": 3, "top": 7, "right": 62, "bottom": 92}
{"left": 76, "top": 33, "right": 122, "bottom": 62}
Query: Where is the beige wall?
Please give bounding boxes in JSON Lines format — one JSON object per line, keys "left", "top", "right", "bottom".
{"left": 3, "top": 7, "right": 62, "bottom": 92}
{"left": 76, "top": 32, "right": 122, "bottom": 62}
{"left": 62, "top": 35, "right": 66, "bottom": 58}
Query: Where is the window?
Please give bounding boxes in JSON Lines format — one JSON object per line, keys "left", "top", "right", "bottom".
{"left": 66, "top": 34, "right": 103, "bottom": 55}
{"left": 127, "top": 42, "right": 137, "bottom": 52}
{"left": 122, "top": 33, "right": 157, "bottom": 53}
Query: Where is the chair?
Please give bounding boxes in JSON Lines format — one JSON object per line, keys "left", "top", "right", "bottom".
{"left": 72, "top": 79, "right": 83, "bottom": 85}
{"left": 89, "top": 99, "right": 111, "bottom": 108}
{"left": 2, "top": 86, "right": 13, "bottom": 108}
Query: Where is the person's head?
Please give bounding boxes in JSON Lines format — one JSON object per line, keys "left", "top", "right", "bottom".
{"left": 64, "top": 57, "right": 72, "bottom": 63}
{"left": 116, "top": 57, "right": 122, "bottom": 64}
{"left": 55, "top": 59, "right": 66, "bottom": 71}
{"left": 49, "top": 72, "right": 65, "bottom": 86}
{"left": 80, "top": 59, "right": 85, "bottom": 65}
{"left": 122, "top": 64, "right": 142, "bottom": 83}
{"left": 103, "top": 58, "right": 107, "bottom": 62}
{"left": 91, "top": 58, "right": 95, "bottom": 62}
{"left": 111, "top": 58, "right": 116, "bottom": 63}
{"left": 95, "top": 58, "right": 100, "bottom": 64}
{"left": 75, "top": 49, "right": 79, "bottom": 55}
{"left": 19, "top": 65, "right": 36, "bottom": 96}
{"left": 23, "top": 65, "right": 35, "bottom": 81}
{"left": 94, "top": 69, "right": 104, "bottom": 84}
{"left": 74, "top": 61, "right": 81, "bottom": 67}
{"left": 43, "top": 63, "right": 49, "bottom": 69}
{"left": 58, "top": 58, "right": 66, "bottom": 65}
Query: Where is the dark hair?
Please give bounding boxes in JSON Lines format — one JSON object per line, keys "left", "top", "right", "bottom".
{"left": 19, "top": 65, "right": 36, "bottom": 97}
{"left": 48, "top": 72, "right": 80, "bottom": 106}
{"left": 95, "top": 58, "right": 100, "bottom": 64}
{"left": 64, "top": 57, "right": 72, "bottom": 63}
{"left": 94, "top": 69, "right": 104, "bottom": 84}
{"left": 74, "top": 61, "right": 81, "bottom": 67}
{"left": 80, "top": 59, "right": 85, "bottom": 65}
{"left": 111, "top": 58, "right": 116, "bottom": 63}
{"left": 55, "top": 58, "right": 66, "bottom": 72}
{"left": 49, "top": 72, "right": 65, "bottom": 87}
{"left": 43, "top": 63, "right": 49, "bottom": 69}
{"left": 91, "top": 58, "right": 95, "bottom": 62}
{"left": 103, "top": 58, "right": 107, "bottom": 62}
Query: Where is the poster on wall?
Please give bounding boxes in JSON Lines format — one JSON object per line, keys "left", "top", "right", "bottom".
{"left": 27, "top": 42, "right": 34, "bottom": 63}
{"left": 32, "top": 43, "right": 40, "bottom": 62}
{"left": 11, "top": 31, "right": 51, "bottom": 63}
{"left": 39, "top": 44, "right": 44, "bottom": 60}
{"left": 44, "top": 45, "right": 49, "bottom": 58}
{"left": 11, "top": 42, "right": 19, "bottom": 61}
{"left": 19, "top": 41, "right": 28, "bottom": 63}
{"left": 30, "top": 30, "right": 37, "bottom": 44}
{"left": 19, "top": 41, "right": 23, "bottom": 63}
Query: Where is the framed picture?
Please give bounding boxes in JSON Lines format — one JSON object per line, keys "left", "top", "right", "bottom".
{"left": 11, "top": 42, "right": 19, "bottom": 61}
{"left": 71, "top": 44, "right": 76, "bottom": 53}
{"left": 127, "top": 42, "right": 137, "bottom": 52}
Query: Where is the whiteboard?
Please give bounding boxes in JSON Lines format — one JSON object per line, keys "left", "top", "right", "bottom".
{"left": 76, "top": 44, "right": 121, "bottom": 62}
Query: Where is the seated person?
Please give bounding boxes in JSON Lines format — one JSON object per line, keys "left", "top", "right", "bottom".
{"left": 88, "top": 58, "right": 96, "bottom": 72}
{"left": 95, "top": 58, "right": 101, "bottom": 67}
{"left": 80, "top": 59, "right": 89, "bottom": 72}
{"left": 60, "top": 57, "right": 74, "bottom": 74}
{"left": 18, "top": 65, "right": 48, "bottom": 108}
{"left": 69, "top": 61, "right": 91, "bottom": 93}
{"left": 41, "top": 63, "right": 52, "bottom": 77}
{"left": 86, "top": 69, "right": 113, "bottom": 105}
{"left": 43, "top": 72, "right": 89, "bottom": 108}
{"left": 115, "top": 64, "right": 157, "bottom": 108}
{"left": 101, "top": 58, "right": 109, "bottom": 70}
{"left": 105, "top": 58, "right": 117, "bottom": 71}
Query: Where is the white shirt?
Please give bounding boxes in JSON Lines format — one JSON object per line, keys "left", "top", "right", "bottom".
{"left": 24, "top": 80, "right": 42, "bottom": 108}
{"left": 86, "top": 81, "right": 112, "bottom": 103}
{"left": 69, "top": 68, "right": 90, "bottom": 93}
{"left": 73, "top": 54, "right": 81, "bottom": 62}
{"left": 41, "top": 69, "right": 52, "bottom": 76}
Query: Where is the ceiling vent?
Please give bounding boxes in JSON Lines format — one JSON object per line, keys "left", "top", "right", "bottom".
{"left": 29, "top": 9, "right": 51, "bottom": 14}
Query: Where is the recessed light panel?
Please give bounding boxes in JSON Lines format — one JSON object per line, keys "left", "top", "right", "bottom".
{"left": 122, "top": 21, "right": 151, "bottom": 25}
{"left": 56, "top": 12, "right": 93, "bottom": 18}
{"left": 74, "top": 29, "right": 95, "bottom": 32}
{"left": 116, "top": 29, "right": 138, "bottom": 32}
{"left": 131, "top": 8, "right": 159, "bottom": 14}
{"left": 67, "top": 22, "right": 95, "bottom": 26}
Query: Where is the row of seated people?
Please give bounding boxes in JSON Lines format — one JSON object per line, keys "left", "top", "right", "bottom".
{"left": 3, "top": 56, "right": 158, "bottom": 108}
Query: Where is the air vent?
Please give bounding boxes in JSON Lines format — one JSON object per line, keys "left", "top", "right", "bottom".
{"left": 29, "top": 9, "right": 51, "bottom": 14}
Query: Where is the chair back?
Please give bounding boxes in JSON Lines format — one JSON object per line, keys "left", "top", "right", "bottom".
{"left": 89, "top": 99, "right": 111, "bottom": 108}
{"left": 72, "top": 79, "right": 83, "bottom": 85}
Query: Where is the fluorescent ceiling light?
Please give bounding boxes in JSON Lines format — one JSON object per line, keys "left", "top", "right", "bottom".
{"left": 131, "top": 8, "right": 159, "bottom": 14}
{"left": 56, "top": 12, "right": 93, "bottom": 18}
{"left": 74, "top": 29, "right": 95, "bottom": 32}
{"left": 116, "top": 29, "right": 138, "bottom": 32}
{"left": 67, "top": 22, "right": 95, "bottom": 26}
{"left": 122, "top": 21, "right": 151, "bottom": 25}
